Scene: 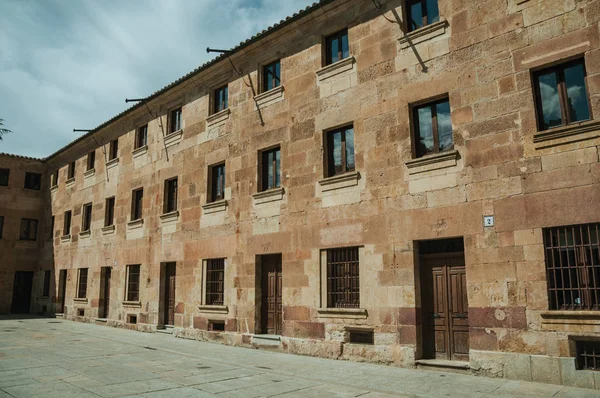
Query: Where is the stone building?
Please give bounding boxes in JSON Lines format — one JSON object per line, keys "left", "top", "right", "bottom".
{"left": 1, "top": 0, "right": 600, "bottom": 388}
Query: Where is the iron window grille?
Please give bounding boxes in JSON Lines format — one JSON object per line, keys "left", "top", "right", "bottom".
{"left": 24, "top": 172, "right": 42, "bottom": 190}
{"left": 349, "top": 330, "right": 374, "bottom": 345}
{"left": 170, "top": 108, "right": 182, "bottom": 134}
{"left": 327, "top": 247, "right": 360, "bottom": 308}
{"left": 209, "top": 163, "right": 225, "bottom": 203}
{"left": 325, "top": 29, "right": 349, "bottom": 65}
{"left": 63, "top": 211, "right": 72, "bottom": 236}
{"left": 126, "top": 265, "right": 141, "bottom": 302}
{"left": 86, "top": 151, "right": 95, "bottom": 171}
{"left": 19, "top": 218, "right": 38, "bottom": 241}
{"left": 104, "top": 197, "right": 115, "bottom": 227}
{"left": 109, "top": 139, "right": 118, "bottom": 160}
{"left": 68, "top": 162, "right": 75, "bottom": 180}
{"left": 131, "top": 188, "right": 143, "bottom": 221}
{"left": 42, "top": 270, "right": 51, "bottom": 297}
{"left": 164, "top": 178, "right": 178, "bottom": 213}
{"left": 576, "top": 340, "right": 600, "bottom": 371}
{"left": 325, "top": 125, "right": 355, "bottom": 177}
{"left": 412, "top": 97, "right": 453, "bottom": 158}
{"left": 81, "top": 203, "right": 92, "bottom": 232}
{"left": 206, "top": 259, "right": 225, "bottom": 306}
{"left": 259, "top": 147, "right": 281, "bottom": 192}
{"left": 263, "top": 60, "right": 281, "bottom": 92}
{"left": 77, "top": 268, "right": 88, "bottom": 299}
{"left": 214, "top": 85, "right": 228, "bottom": 114}
{"left": 406, "top": 0, "right": 440, "bottom": 32}
{"left": 135, "top": 125, "right": 148, "bottom": 149}
{"left": 544, "top": 223, "right": 600, "bottom": 311}
{"left": 0, "top": 168, "right": 9, "bottom": 186}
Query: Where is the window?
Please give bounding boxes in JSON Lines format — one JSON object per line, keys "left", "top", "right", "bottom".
{"left": 63, "top": 210, "right": 72, "bottom": 236}
{"left": 206, "top": 259, "right": 225, "bottom": 306}
{"left": 19, "top": 218, "right": 38, "bottom": 241}
{"left": 327, "top": 247, "right": 360, "bottom": 308}
{"left": 576, "top": 340, "right": 600, "bottom": 371}
{"left": 208, "top": 163, "right": 225, "bottom": 203}
{"left": 164, "top": 178, "right": 178, "bottom": 213}
{"left": 67, "top": 162, "right": 75, "bottom": 180}
{"left": 406, "top": 0, "right": 440, "bottom": 32}
{"left": 105, "top": 197, "right": 115, "bottom": 227}
{"left": 131, "top": 188, "right": 143, "bottom": 221}
{"left": 42, "top": 270, "right": 51, "bottom": 297}
{"left": 86, "top": 151, "right": 95, "bottom": 171}
{"left": 169, "top": 108, "right": 182, "bottom": 134}
{"left": 325, "top": 125, "right": 355, "bottom": 177}
{"left": 349, "top": 330, "right": 374, "bottom": 345}
{"left": 0, "top": 168, "right": 9, "bottom": 186}
{"left": 0, "top": 216, "right": 3, "bottom": 239}
{"left": 77, "top": 268, "right": 88, "bottom": 298}
{"left": 109, "top": 139, "right": 118, "bottom": 160}
{"left": 51, "top": 170, "right": 58, "bottom": 187}
{"left": 263, "top": 60, "right": 281, "bottom": 92}
{"left": 209, "top": 320, "right": 225, "bottom": 331}
{"left": 412, "top": 97, "right": 453, "bottom": 158}
{"left": 533, "top": 58, "right": 591, "bottom": 131}
{"left": 126, "top": 265, "right": 140, "bottom": 302}
{"left": 259, "top": 147, "right": 281, "bottom": 192}
{"left": 135, "top": 125, "right": 148, "bottom": 149}
{"left": 24, "top": 172, "right": 41, "bottom": 190}
{"left": 213, "top": 85, "right": 228, "bottom": 114}
{"left": 544, "top": 223, "right": 600, "bottom": 311}
{"left": 325, "top": 29, "right": 349, "bottom": 65}
{"left": 81, "top": 203, "right": 92, "bottom": 232}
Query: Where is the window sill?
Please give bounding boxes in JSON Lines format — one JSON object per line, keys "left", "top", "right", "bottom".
{"left": 101, "top": 225, "right": 115, "bottom": 235}
{"left": 198, "top": 305, "right": 228, "bottom": 314}
{"left": 318, "top": 171, "right": 360, "bottom": 192}
{"left": 206, "top": 108, "right": 230, "bottom": 127}
{"left": 79, "top": 230, "right": 91, "bottom": 239}
{"left": 123, "top": 301, "right": 142, "bottom": 308}
{"left": 132, "top": 145, "right": 148, "bottom": 158}
{"left": 61, "top": 235, "right": 71, "bottom": 243}
{"left": 73, "top": 298, "right": 88, "bottom": 303}
{"left": 317, "top": 308, "right": 368, "bottom": 319}
{"left": 105, "top": 158, "right": 119, "bottom": 169}
{"left": 50, "top": 185, "right": 58, "bottom": 193}
{"left": 540, "top": 310, "right": 600, "bottom": 330}
{"left": 252, "top": 187, "right": 284, "bottom": 204}
{"left": 405, "top": 150, "right": 459, "bottom": 175}
{"left": 202, "top": 199, "right": 228, "bottom": 214}
{"left": 127, "top": 219, "right": 144, "bottom": 229}
{"left": 398, "top": 19, "right": 449, "bottom": 50}
{"left": 164, "top": 129, "right": 183, "bottom": 148}
{"left": 65, "top": 178, "right": 75, "bottom": 187}
{"left": 160, "top": 210, "right": 179, "bottom": 223}
{"left": 316, "top": 56, "right": 356, "bottom": 83}
{"left": 254, "top": 86, "right": 284, "bottom": 108}
{"left": 533, "top": 119, "right": 600, "bottom": 147}
{"left": 84, "top": 168, "right": 95, "bottom": 178}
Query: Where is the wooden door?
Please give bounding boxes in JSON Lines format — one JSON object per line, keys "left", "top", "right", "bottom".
{"left": 11, "top": 271, "right": 34, "bottom": 314}
{"left": 164, "top": 263, "right": 176, "bottom": 326}
{"left": 102, "top": 268, "right": 111, "bottom": 318}
{"left": 422, "top": 254, "right": 469, "bottom": 361}
{"left": 58, "top": 269, "right": 67, "bottom": 313}
{"left": 261, "top": 255, "right": 282, "bottom": 335}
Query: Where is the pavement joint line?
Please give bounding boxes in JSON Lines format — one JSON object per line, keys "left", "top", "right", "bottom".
{"left": 266, "top": 383, "right": 325, "bottom": 397}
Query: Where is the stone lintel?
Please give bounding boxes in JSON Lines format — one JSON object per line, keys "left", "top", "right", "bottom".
{"left": 197, "top": 305, "right": 229, "bottom": 314}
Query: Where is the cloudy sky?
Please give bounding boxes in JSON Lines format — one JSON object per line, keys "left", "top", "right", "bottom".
{"left": 0, "top": 0, "right": 314, "bottom": 158}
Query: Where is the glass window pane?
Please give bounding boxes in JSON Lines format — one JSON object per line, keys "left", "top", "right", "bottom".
{"left": 426, "top": 0, "right": 440, "bottom": 24}
{"left": 275, "top": 62, "right": 281, "bottom": 86}
{"left": 435, "top": 101, "right": 453, "bottom": 151}
{"left": 332, "top": 131, "right": 342, "bottom": 174}
{"left": 275, "top": 149, "right": 281, "bottom": 188}
{"left": 268, "top": 151, "right": 274, "bottom": 189}
{"left": 330, "top": 37, "right": 339, "bottom": 64}
{"left": 341, "top": 33, "right": 349, "bottom": 60}
{"left": 345, "top": 128, "right": 355, "bottom": 171}
{"left": 409, "top": 1, "right": 423, "bottom": 31}
{"left": 564, "top": 63, "right": 590, "bottom": 123}
{"left": 416, "top": 105, "right": 434, "bottom": 157}
{"left": 537, "top": 71, "right": 562, "bottom": 130}
{"left": 224, "top": 87, "right": 228, "bottom": 109}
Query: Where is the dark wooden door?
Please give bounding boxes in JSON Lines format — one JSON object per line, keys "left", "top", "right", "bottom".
{"left": 261, "top": 255, "right": 282, "bottom": 335}
{"left": 422, "top": 254, "right": 469, "bottom": 361}
{"left": 58, "top": 269, "right": 67, "bottom": 313}
{"left": 164, "top": 263, "right": 176, "bottom": 326}
{"left": 102, "top": 268, "right": 111, "bottom": 318}
{"left": 11, "top": 271, "right": 34, "bottom": 314}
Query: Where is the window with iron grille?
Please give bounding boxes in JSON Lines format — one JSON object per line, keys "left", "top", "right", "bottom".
{"left": 0, "top": 168, "right": 9, "bottom": 186}
{"left": 206, "top": 259, "right": 225, "bottom": 306}
{"left": 105, "top": 197, "right": 115, "bottom": 227}
{"left": 24, "top": 172, "right": 41, "bottom": 190}
{"left": 81, "top": 203, "right": 92, "bottom": 232}
{"left": 63, "top": 210, "right": 72, "bottom": 236}
{"left": 406, "top": 0, "right": 440, "bottom": 32}
{"left": 77, "top": 268, "right": 88, "bottom": 298}
{"left": 208, "top": 163, "right": 225, "bottom": 203}
{"left": 86, "top": 151, "right": 95, "bottom": 171}
{"left": 349, "top": 330, "right": 374, "bottom": 345}
{"left": 325, "top": 29, "right": 349, "bottom": 66}
{"left": 412, "top": 97, "right": 453, "bottom": 158}
{"left": 164, "top": 178, "right": 178, "bottom": 213}
{"left": 544, "top": 223, "right": 600, "bottom": 311}
{"left": 576, "top": 340, "right": 600, "bottom": 371}
{"left": 170, "top": 108, "right": 182, "bottom": 133}
{"left": 126, "top": 264, "right": 140, "bottom": 302}
{"left": 51, "top": 170, "right": 59, "bottom": 187}
{"left": 0, "top": 216, "right": 4, "bottom": 239}
{"left": 325, "top": 125, "right": 355, "bottom": 177}
{"left": 42, "top": 270, "right": 51, "bottom": 297}
{"left": 327, "top": 247, "right": 360, "bottom": 308}
{"left": 19, "top": 218, "right": 38, "bottom": 241}
{"left": 68, "top": 162, "right": 75, "bottom": 180}
{"left": 214, "top": 85, "right": 228, "bottom": 114}
{"left": 135, "top": 125, "right": 148, "bottom": 149}
{"left": 109, "top": 139, "right": 118, "bottom": 160}
{"left": 263, "top": 60, "right": 281, "bottom": 92}
{"left": 259, "top": 147, "right": 281, "bottom": 192}
{"left": 131, "top": 188, "right": 143, "bottom": 221}
{"left": 533, "top": 58, "right": 591, "bottom": 131}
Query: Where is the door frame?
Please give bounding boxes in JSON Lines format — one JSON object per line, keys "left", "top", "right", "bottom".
{"left": 254, "top": 254, "right": 283, "bottom": 335}
{"left": 99, "top": 267, "right": 111, "bottom": 319}
{"left": 57, "top": 269, "right": 67, "bottom": 314}
{"left": 11, "top": 271, "right": 34, "bottom": 314}
{"left": 160, "top": 262, "right": 176, "bottom": 327}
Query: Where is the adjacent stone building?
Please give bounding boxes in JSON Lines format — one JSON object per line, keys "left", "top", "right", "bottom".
{"left": 1, "top": 0, "right": 600, "bottom": 388}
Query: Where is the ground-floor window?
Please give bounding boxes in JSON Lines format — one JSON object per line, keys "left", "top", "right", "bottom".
{"left": 206, "top": 259, "right": 225, "bottom": 306}
{"left": 77, "top": 268, "right": 88, "bottom": 299}
{"left": 126, "top": 265, "right": 141, "bottom": 302}
{"left": 326, "top": 247, "right": 360, "bottom": 308}
{"left": 576, "top": 340, "right": 600, "bottom": 371}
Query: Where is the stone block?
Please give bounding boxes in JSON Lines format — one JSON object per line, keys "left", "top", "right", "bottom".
{"left": 530, "top": 355, "right": 561, "bottom": 385}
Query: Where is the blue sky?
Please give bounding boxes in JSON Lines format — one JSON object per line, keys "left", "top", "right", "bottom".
{"left": 0, "top": 0, "right": 314, "bottom": 158}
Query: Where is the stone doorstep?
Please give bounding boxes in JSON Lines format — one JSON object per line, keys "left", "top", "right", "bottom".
{"left": 251, "top": 334, "right": 282, "bottom": 347}
{"left": 415, "top": 359, "right": 471, "bottom": 375}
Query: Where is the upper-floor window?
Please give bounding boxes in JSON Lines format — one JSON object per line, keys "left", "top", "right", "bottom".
{"left": 86, "top": 151, "right": 95, "bottom": 171}
{"left": 63, "top": 210, "right": 72, "bottom": 236}
{"left": 77, "top": 268, "right": 88, "bottom": 299}
{"left": 325, "top": 125, "right": 355, "bottom": 177}
{"left": 126, "top": 264, "right": 141, "bottom": 302}
{"left": 406, "top": 0, "right": 440, "bottom": 32}
{"left": 163, "top": 177, "right": 178, "bottom": 213}
{"left": 325, "top": 29, "right": 349, "bottom": 65}
{"left": 19, "top": 218, "right": 38, "bottom": 241}
{"left": 109, "top": 139, "right": 118, "bottom": 161}
{"left": 135, "top": 125, "right": 148, "bottom": 149}
{"left": 259, "top": 147, "right": 280, "bottom": 192}
{"left": 214, "top": 85, "right": 228, "bottom": 114}
{"left": 104, "top": 197, "right": 115, "bottom": 227}
{"left": 67, "top": 162, "right": 75, "bottom": 180}
{"left": 0, "top": 168, "right": 9, "bottom": 186}
{"left": 49, "top": 215, "right": 54, "bottom": 240}
{"left": 24, "top": 172, "right": 41, "bottom": 190}
{"left": 208, "top": 163, "right": 225, "bottom": 202}
{"left": 533, "top": 58, "right": 591, "bottom": 131}
{"left": 206, "top": 259, "right": 225, "bottom": 306}
{"left": 0, "top": 216, "right": 4, "bottom": 239}
{"left": 51, "top": 170, "right": 58, "bottom": 187}
{"left": 131, "top": 188, "right": 143, "bottom": 221}
{"left": 412, "top": 97, "right": 453, "bottom": 158}
{"left": 326, "top": 247, "right": 360, "bottom": 308}
{"left": 81, "top": 203, "right": 92, "bottom": 232}
{"left": 169, "top": 108, "right": 182, "bottom": 134}
{"left": 42, "top": 270, "right": 51, "bottom": 297}
{"left": 263, "top": 60, "right": 281, "bottom": 92}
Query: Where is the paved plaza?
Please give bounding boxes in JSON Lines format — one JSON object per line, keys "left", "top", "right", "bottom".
{"left": 0, "top": 317, "right": 598, "bottom": 397}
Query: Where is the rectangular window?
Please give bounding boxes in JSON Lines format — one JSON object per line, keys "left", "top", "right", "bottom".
{"left": 327, "top": 247, "right": 360, "bottom": 308}
{"left": 325, "top": 125, "right": 355, "bottom": 177}
{"left": 544, "top": 223, "right": 600, "bottom": 311}
{"left": 0, "top": 216, "right": 4, "bottom": 239}
{"left": 576, "top": 340, "right": 600, "bottom": 371}
{"left": 63, "top": 210, "right": 72, "bottom": 236}
{"left": 131, "top": 188, "right": 143, "bottom": 221}
{"left": 325, "top": 29, "right": 349, "bottom": 65}
{"left": 82, "top": 203, "right": 92, "bottom": 232}
{"left": 0, "top": 168, "right": 9, "bottom": 186}
{"left": 208, "top": 163, "right": 225, "bottom": 202}
{"left": 260, "top": 147, "right": 281, "bottom": 192}
{"left": 406, "top": 0, "right": 440, "bottom": 32}
{"left": 77, "top": 268, "right": 88, "bottom": 298}
{"left": 126, "top": 264, "right": 141, "bottom": 302}
{"left": 413, "top": 97, "right": 453, "bottom": 158}
{"left": 105, "top": 197, "right": 115, "bottom": 227}
{"left": 51, "top": 170, "right": 58, "bottom": 187}
{"left": 214, "top": 85, "right": 228, "bottom": 114}
{"left": 24, "top": 172, "right": 42, "bottom": 190}
{"left": 135, "top": 125, "right": 148, "bottom": 149}
{"left": 206, "top": 259, "right": 225, "bottom": 306}
{"left": 263, "top": 60, "right": 281, "bottom": 92}
{"left": 86, "top": 151, "right": 95, "bottom": 171}
{"left": 169, "top": 108, "right": 182, "bottom": 134}
{"left": 42, "top": 270, "right": 51, "bottom": 297}
{"left": 68, "top": 162, "right": 75, "bottom": 180}
{"left": 533, "top": 58, "right": 591, "bottom": 131}
{"left": 164, "top": 177, "right": 178, "bottom": 213}
{"left": 109, "top": 139, "right": 118, "bottom": 160}
{"left": 19, "top": 218, "right": 38, "bottom": 241}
